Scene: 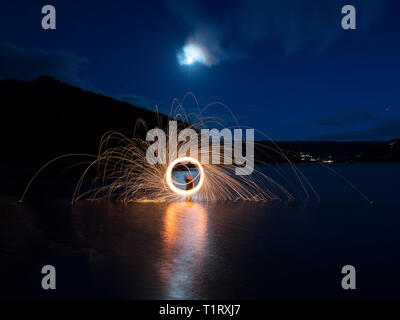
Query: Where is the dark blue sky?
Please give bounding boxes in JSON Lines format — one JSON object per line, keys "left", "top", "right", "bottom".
{"left": 1, "top": 0, "right": 400, "bottom": 140}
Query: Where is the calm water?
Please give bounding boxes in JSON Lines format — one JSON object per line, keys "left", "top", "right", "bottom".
{"left": 1, "top": 163, "right": 400, "bottom": 299}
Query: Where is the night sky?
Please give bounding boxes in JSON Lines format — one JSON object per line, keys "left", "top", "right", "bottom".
{"left": 1, "top": 0, "right": 400, "bottom": 140}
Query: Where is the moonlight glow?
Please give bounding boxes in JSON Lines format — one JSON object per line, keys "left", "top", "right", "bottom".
{"left": 178, "top": 43, "right": 208, "bottom": 66}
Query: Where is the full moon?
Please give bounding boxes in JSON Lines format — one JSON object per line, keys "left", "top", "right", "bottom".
{"left": 178, "top": 43, "right": 208, "bottom": 66}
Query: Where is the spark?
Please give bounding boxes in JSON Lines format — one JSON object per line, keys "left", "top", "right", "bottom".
{"left": 18, "top": 92, "right": 372, "bottom": 204}
{"left": 20, "top": 93, "right": 315, "bottom": 203}
{"left": 166, "top": 157, "right": 205, "bottom": 196}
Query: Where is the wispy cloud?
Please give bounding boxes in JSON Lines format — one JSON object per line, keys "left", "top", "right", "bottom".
{"left": 312, "top": 109, "right": 380, "bottom": 127}
{"left": 317, "top": 120, "right": 400, "bottom": 140}
{"left": 0, "top": 42, "right": 89, "bottom": 88}
{"left": 167, "top": 0, "right": 385, "bottom": 65}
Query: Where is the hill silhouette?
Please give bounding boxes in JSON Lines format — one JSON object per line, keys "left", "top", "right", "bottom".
{"left": 1, "top": 76, "right": 399, "bottom": 168}
{"left": 0, "top": 76, "right": 399, "bottom": 197}
{"left": 255, "top": 140, "right": 400, "bottom": 163}
{"left": 0, "top": 76, "right": 172, "bottom": 167}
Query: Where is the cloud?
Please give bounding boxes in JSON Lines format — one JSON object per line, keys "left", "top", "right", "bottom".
{"left": 167, "top": 0, "right": 385, "bottom": 64}
{"left": 0, "top": 42, "right": 89, "bottom": 87}
{"left": 313, "top": 109, "right": 380, "bottom": 127}
{"left": 317, "top": 120, "right": 400, "bottom": 140}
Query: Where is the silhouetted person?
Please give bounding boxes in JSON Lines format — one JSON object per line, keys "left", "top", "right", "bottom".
{"left": 185, "top": 175, "right": 194, "bottom": 201}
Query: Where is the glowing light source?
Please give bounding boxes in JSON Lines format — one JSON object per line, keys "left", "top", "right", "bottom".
{"left": 178, "top": 43, "right": 208, "bottom": 66}
{"left": 165, "top": 157, "right": 205, "bottom": 195}
{"left": 21, "top": 93, "right": 342, "bottom": 203}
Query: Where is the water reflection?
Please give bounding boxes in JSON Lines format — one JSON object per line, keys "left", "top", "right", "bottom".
{"left": 2, "top": 192, "right": 400, "bottom": 299}
{"left": 159, "top": 202, "right": 209, "bottom": 299}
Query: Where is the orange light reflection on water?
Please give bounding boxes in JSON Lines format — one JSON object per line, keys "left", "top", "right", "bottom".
{"left": 159, "top": 202, "right": 209, "bottom": 299}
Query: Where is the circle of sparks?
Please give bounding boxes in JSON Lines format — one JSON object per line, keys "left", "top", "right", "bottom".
{"left": 166, "top": 156, "right": 205, "bottom": 196}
